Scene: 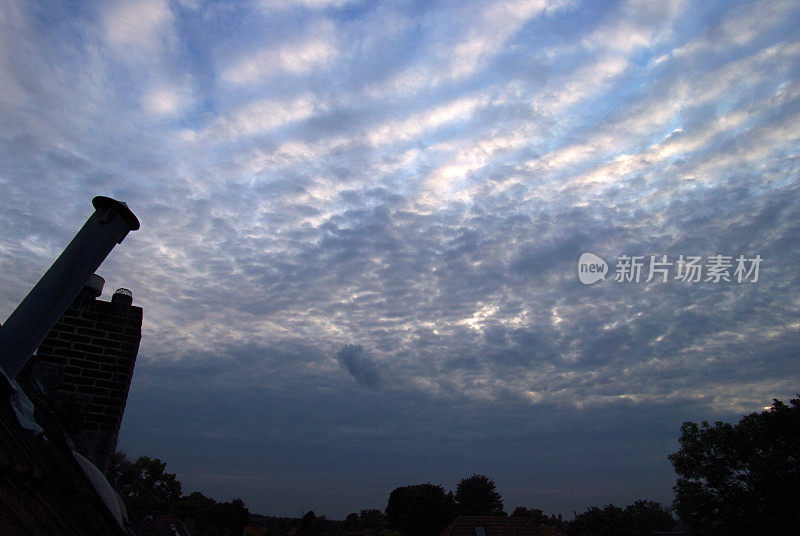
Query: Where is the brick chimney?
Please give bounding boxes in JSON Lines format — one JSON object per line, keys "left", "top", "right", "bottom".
{"left": 31, "top": 275, "right": 142, "bottom": 471}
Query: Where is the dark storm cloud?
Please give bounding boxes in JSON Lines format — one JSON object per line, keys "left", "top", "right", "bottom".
{"left": 336, "top": 344, "right": 383, "bottom": 390}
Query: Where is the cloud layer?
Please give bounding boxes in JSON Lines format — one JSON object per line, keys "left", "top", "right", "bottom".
{"left": 2, "top": 0, "right": 800, "bottom": 518}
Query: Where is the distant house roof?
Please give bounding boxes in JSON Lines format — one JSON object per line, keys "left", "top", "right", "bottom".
{"left": 243, "top": 526, "right": 270, "bottom": 536}
{"left": 439, "top": 516, "right": 557, "bottom": 536}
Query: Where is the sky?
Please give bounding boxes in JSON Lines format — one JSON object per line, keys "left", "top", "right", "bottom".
{"left": 2, "top": 0, "right": 800, "bottom": 520}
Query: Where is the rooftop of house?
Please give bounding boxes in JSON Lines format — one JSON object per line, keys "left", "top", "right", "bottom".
{"left": 0, "top": 368, "right": 132, "bottom": 535}
{"left": 439, "top": 516, "right": 561, "bottom": 536}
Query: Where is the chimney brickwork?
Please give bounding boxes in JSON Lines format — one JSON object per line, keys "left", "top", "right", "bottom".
{"left": 33, "top": 290, "right": 142, "bottom": 471}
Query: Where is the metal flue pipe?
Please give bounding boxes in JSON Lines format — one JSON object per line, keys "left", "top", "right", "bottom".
{"left": 0, "top": 196, "right": 140, "bottom": 379}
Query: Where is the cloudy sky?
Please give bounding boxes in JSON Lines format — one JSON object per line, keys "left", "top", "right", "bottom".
{"left": 2, "top": 0, "right": 800, "bottom": 519}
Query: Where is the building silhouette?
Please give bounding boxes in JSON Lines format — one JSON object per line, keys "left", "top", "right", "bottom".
{"left": 0, "top": 197, "right": 143, "bottom": 535}
{"left": 24, "top": 274, "right": 142, "bottom": 472}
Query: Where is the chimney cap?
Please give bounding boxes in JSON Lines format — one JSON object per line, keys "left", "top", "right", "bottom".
{"left": 92, "top": 196, "right": 140, "bottom": 231}
{"left": 112, "top": 288, "right": 133, "bottom": 306}
{"left": 81, "top": 274, "right": 105, "bottom": 298}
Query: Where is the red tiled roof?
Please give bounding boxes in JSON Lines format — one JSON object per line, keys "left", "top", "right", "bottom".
{"left": 439, "top": 516, "right": 544, "bottom": 536}
{"left": 243, "top": 526, "right": 270, "bottom": 536}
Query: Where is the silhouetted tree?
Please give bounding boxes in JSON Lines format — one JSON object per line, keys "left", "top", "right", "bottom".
{"left": 297, "top": 510, "right": 334, "bottom": 536}
{"left": 359, "top": 508, "right": 387, "bottom": 532}
{"left": 345, "top": 513, "right": 361, "bottom": 530}
{"left": 386, "top": 483, "right": 456, "bottom": 536}
{"left": 623, "top": 500, "right": 673, "bottom": 536}
{"left": 566, "top": 501, "right": 673, "bottom": 536}
{"left": 108, "top": 453, "right": 182, "bottom": 516}
{"left": 454, "top": 474, "right": 504, "bottom": 516}
{"left": 669, "top": 397, "right": 800, "bottom": 535}
{"left": 108, "top": 452, "right": 248, "bottom": 535}
{"left": 568, "top": 505, "right": 630, "bottom": 536}
{"left": 511, "top": 507, "right": 546, "bottom": 525}
{"left": 176, "top": 492, "right": 249, "bottom": 536}
{"left": 511, "top": 506, "right": 563, "bottom": 528}
{"left": 549, "top": 513, "right": 565, "bottom": 530}
{"left": 251, "top": 515, "right": 296, "bottom": 536}
{"left": 298, "top": 511, "right": 316, "bottom": 536}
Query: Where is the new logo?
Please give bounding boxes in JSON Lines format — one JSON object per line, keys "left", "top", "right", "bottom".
{"left": 578, "top": 253, "right": 608, "bottom": 285}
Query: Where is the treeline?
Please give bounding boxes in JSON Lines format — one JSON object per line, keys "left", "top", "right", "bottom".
{"left": 380, "top": 475, "right": 673, "bottom": 536}
{"left": 246, "top": 474, "right": 674, "bottom": 536}
{"left": 107, "top": 453, "right": 249, "bottom": 536}
{"left": 109, "top": 397, "right": 800, "bottom": 536}
{"left": 566, "top": 502, "right": 675, "bottom": 536}
{"left": 108, "top": 453, "right": 675, "bottom": 536}
{"left": 107, "top": 457, "right": 673, "bottom": 536}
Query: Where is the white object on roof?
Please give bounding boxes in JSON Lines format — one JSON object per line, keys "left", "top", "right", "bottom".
{"left": 72, "top": 449, "right": 130, "bottom": 530}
